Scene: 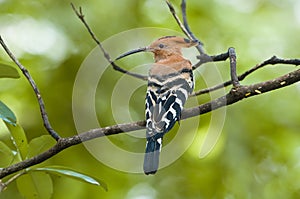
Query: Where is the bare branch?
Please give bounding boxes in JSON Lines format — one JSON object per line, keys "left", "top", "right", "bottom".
{"left": 184, "top": 68, "right": 300, "bottom": 118}
{"left": 165, "top": 0, "right": 205, "bottom": 55}
{"left": 0, "top": 36, "right": 61, "bottom": 141}
{"left": 0, "top": 170, "right": 26, "bottom": 191}
{"left": 165, "top": 0, "right": 193, "bottom": 40}
{"left": 1, "top": 66, "right": 300, "bottom": 179}
{"left": 71, "top": 3, "right": 147, "bottom": 81}
{"left": 193, "top": 51, "right": 230, "bottom": 69}
{"left": 228, "top": 47, "right": 240, "bottom": 87}
{"left": 192, "top": 56, "right": 300, "bottom": 96}
{"left": 180, "top": 0, "right": 205, "bottom": 55}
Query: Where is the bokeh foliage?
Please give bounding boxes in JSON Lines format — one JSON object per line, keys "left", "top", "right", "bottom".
{"left": 1, "top": 0, "right": 300, "bottom": 198}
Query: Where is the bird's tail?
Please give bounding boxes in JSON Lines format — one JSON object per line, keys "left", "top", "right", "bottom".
{"left": 143, "top": 137, "right": 162, "bottom": 175}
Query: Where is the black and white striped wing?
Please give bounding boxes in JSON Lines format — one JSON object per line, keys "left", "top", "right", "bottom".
{"left": 145, "top": 70, "right": 193, "bottom": 138}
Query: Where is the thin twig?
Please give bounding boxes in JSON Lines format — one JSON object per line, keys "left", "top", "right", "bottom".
{"left": 0, "top": 36, "right": 61, "bottom": 141}
{"left": 192, "top": 51, "right": 229, "bottom": 69}
{"left": 165, "top": 0, "right": 205, "bottom": 55}
{"left": 70, "top": 3, "right": 147, "bottom": 81}
{"left": 0, "top": 170, "right": 26, "bottom": 192}
{"left": 239, "top": 56, "right": 300, "bottom": 80}
{"left": 165, "top": 0, "right": 193, "bottom": 40}
{"left": 180, "top": 0, "right": 205, "bottom": 54}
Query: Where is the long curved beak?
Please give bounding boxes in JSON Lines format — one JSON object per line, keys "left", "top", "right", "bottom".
{"left": 116, "top": 47, "right": 148, "bottom": 60}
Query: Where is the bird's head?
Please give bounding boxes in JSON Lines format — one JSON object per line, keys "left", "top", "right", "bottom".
{"left": 116, "top": 36, "right": 198, "bottom": 61}
{"left": 148, "top": 36, "right": 198, "bottom": 54}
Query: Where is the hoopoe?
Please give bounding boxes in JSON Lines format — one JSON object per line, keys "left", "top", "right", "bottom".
{"left": 117, "top": 36, "right": 198, "bottom": 174}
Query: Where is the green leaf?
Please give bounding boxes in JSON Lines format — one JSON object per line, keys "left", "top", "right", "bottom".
{"left": 5, "top": 123, "right": 28, "bottom": 160}
{"left": 16, "top": 172, "right": 53, "bottom": 199}
{"left": 0, "top": 141, "right": 14, "bottom": 167}
{"left": 27, "top": 135, "right": 56, "bottom": 158}
{"left": 33, "top": 166, "right": 108, "bottom": 191}
{"left": 0, "top": 62, "right": 20, "bottom": 78}
{"left": 0, "top": 101, "right": 17, "bottom": 126}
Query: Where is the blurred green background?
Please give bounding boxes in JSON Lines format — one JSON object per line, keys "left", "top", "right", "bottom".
{"left": 1, "top": 0, "right": 300, "bottom": 198}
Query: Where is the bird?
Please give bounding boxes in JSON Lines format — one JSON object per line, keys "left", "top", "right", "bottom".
{"left": 116, "top": 36, "right": 198, "bottom": 174}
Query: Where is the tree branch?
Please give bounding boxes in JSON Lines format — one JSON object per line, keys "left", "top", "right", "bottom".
{"left": 228, "top": 47, "right": 240, "bottom": 88}
{"left": 0, "top": 36, "right": 61, "bottom": 141}
{"left": 165, "top": 0, "right": 205, "bottom": 55}
{"left": 0, "top": 66, "right": 299, "bottom": 179}
{"left": 70, "top": 3, "right": 147, "bottom": 81}
{"left": 165, "top": 0, "right": 193, "bottom": 40}
{"left": 180, "top": 0, "right": 205, "bottom": 55}
{"left": 192, "top": 51, "right": 230, "bottom": 70}
{"left": 192, "top": 55, "right": 300, "bottom": 96}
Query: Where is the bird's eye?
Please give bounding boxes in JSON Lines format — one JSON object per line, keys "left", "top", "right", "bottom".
{"left": 184, "top": 38, "right": 191, "bottom": 43}
{"left": 158, "top": 44, "right": 164, "bottom": 48}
